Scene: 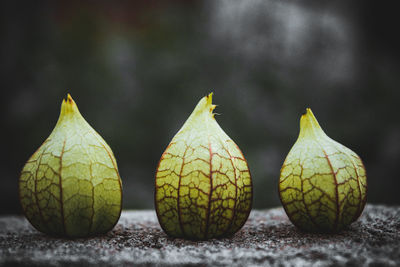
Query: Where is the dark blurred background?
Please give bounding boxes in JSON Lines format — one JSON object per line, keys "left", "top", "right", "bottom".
{"left": 1, "top": 0, "right": 399, "bottom": 214}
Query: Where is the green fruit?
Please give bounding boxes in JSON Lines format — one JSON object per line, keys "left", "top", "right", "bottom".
{"left": 155, "top": 93, "right": 252, "bottom": 240}
{"left": 19, "top": 94, "right": 122, "bottom": 237}
{"left": 279, "top": 108, "right": 367, "bottom": 232}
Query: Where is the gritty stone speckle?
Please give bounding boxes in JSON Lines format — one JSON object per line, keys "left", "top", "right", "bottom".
{"left": 0, "top": 205, "right": 399, "bottom": 266}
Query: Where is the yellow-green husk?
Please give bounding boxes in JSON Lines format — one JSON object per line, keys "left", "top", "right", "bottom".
{"left": 279, "top": 108, "right": 367, "bottom": 232}
{"left": 155, "top": 93, "right": 252, "bottom": 240}
{"left": 19, "top": 94, "right": 122, "bottom": 237}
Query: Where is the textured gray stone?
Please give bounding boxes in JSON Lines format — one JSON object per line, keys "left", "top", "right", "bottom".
{"left": 0, "top": 204, "right": 399, "bottom": 266}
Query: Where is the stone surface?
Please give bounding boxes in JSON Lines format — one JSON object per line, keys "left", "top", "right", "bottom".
{"left": 0, "top": 204, "right": 399, "bottom": 266}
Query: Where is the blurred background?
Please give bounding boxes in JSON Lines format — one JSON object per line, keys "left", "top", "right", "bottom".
{"left": 1, "top": 0, "right": 399, "bottom": 214}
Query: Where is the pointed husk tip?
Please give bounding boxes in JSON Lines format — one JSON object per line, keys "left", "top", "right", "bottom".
{"left": 299, "top": 108, "right": 325, "bottom": 138}
{"left": 66, "top": 93, "right": 74, "bottom": 103}
{"left": 301, "top": 108, "right": 315, "bottom": 120}
{"left": 206, "top": 92, "right": 213, "bottom": 104}
{"left": 60, "top": 93, "right": 80, "bottom": 117}
{"left": 191, "top": 92, "right": 217, "bottom": 116}
{"left": 206, "top": 92, "right": 217, "bottom": 113}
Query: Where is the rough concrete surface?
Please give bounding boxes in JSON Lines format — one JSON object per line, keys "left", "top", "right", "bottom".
{"left": 0, "top": 204, "right": 399, "bottom": 266}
